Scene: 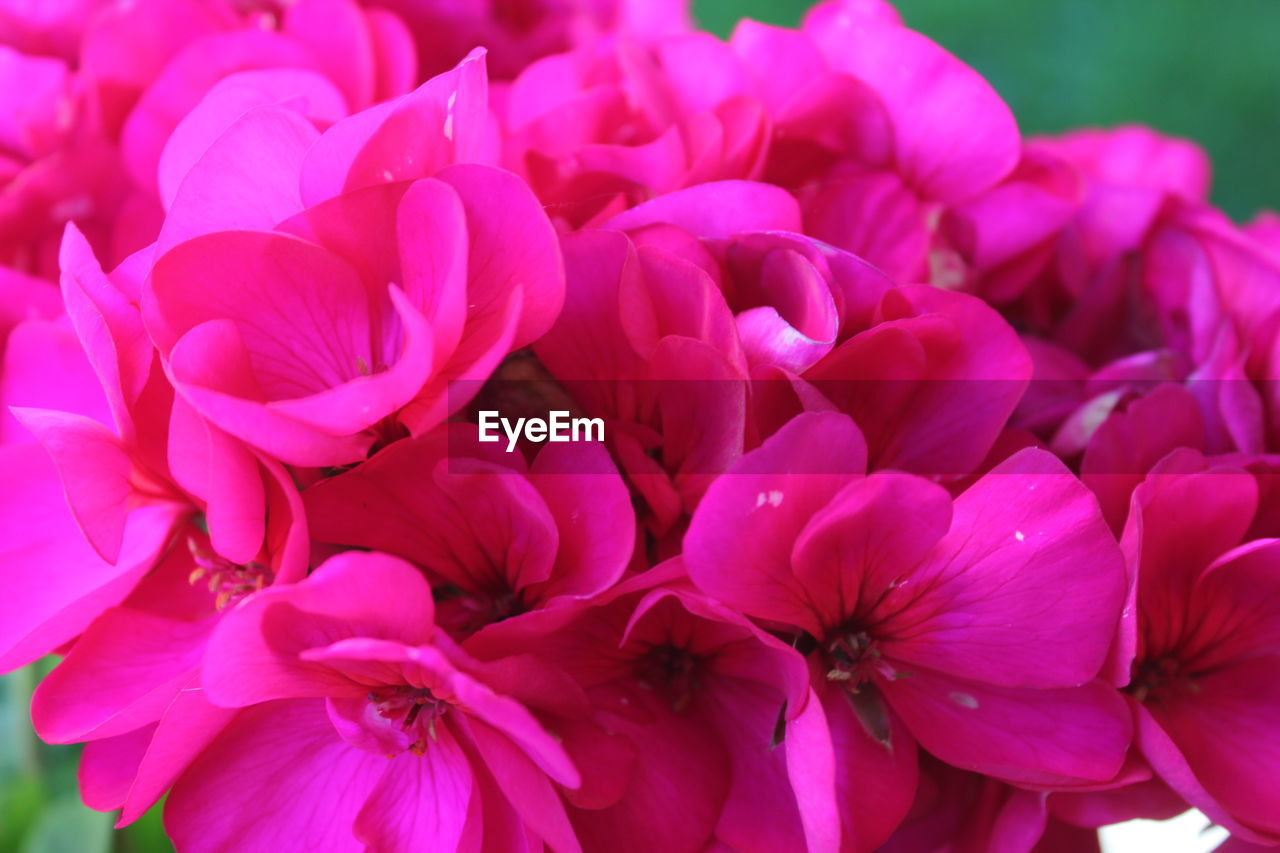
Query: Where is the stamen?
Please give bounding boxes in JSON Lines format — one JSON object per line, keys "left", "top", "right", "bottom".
{"left": 187, "top": 538, "right": 273, "bottom": 610}
{"left": 369, "top": 686, "right": 449, "bottom": 755}
{"left": 636, "top": 644, "right": 701, "bottom": 713}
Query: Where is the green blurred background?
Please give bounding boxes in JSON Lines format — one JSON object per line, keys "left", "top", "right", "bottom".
{"left": 2, "top": 2, "right": 1277, "bottom": 851}
{"left": 695, "top": 0, "right": 1280, "bottom": 221}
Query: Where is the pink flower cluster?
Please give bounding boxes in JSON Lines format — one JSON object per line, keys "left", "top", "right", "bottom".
{"left": 2, "top": 1, "right": 1279, "bottom": 851}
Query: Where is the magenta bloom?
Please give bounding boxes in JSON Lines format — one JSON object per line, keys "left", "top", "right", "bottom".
{"left": 684, "top": 412, "right": 1131, "bottom": 851}
{"left": 303, "top": 424, "right": 635, "bottom": 638}
{"left": 1104, "top": 451, "right": 1280, "bottom": 842}
{"left": 142, "top": 52, "right": 563, "bottom": 467}
{"left": 0, "top": 0, "right": 422, "bottom": 280}
{"left": 2, "top": 1, "right": 1277, "bottom": 851}
{"left": 173, "top": 551, "right": 585, "bottom": 852}
{"left": 381, "top": 0, "right": 691, "bottom": 80}
{"left": 464, "top": 565, "right": 821, "bottom": 853}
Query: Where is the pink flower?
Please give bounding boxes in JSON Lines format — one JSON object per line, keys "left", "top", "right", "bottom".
{"left": 172, "top": 550, "right": 585, "bottom": 852}
{"left": 463, "top": 564, "right": 821, "bottom": 853}
{"left": 684, "top": 412, "right": 1132, "bottom": 851}
{"left": 303, "top": 424, "right": 635, "bottom": 639}
{"left": 0, "top": 0, "right": 422, "bottom": 280}
{"left": 381, "top": 0, "right": 691, "bottom": 81}
{"left": 801, "top": 282, "right": 1032, "bottom": 477}
{"left": 879, "top": 756, "right": 1058, "bottom": 853}
{"left": 501, "top": 34, "right": 772, "bottom": 229}
{"left": 1104, "top": 451, "right": 1280, "bottom": 842}
{"left": 142, "top": 51, "right": 563, "bottom": 467}
{"left": 0, "top": 44, "right": 125, "bottom": 278}
{"left": 533, "top": 188, "right": 777, "bottom": 536}
{"left": 747, "top": 2, "right": 1021, "bottom": 279}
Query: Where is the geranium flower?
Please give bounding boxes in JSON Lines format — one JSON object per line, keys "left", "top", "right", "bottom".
{"left": 174, "top": 550, "right": 586, "bottom": 852}
{"left": 684, "top": 412, "right": 1132, "bottom": 851}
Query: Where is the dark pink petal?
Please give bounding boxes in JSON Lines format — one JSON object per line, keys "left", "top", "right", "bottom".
{"left": 1134, "top": 701, "right": 1270, "bottom": 842}
{"left": 729, "top": 20, "right": 826, "bottom": 114}
{"left": 281, "top": 0, "right": 376, "bottom": 110}
{"left": 1187, "top": 539, "right": 1280, "bottom": 665}
{"left": 366, "top": 9, "right": 418, "bottom": 99}
{"left": 706, "top": 676, "right": 812, "bottom": 853}
{"left": 809, "top": 285, "right": 1031, "bottom": 476}
{"left": 168, "top": 699, "right": 383, "bottom": 853}
{"left": 880, "top": 449, "right": 1125, "bottom": 688}
{"left": 1081, "top": 383, "right": 1207, "bottom": 533}
{"left": 166, "top": 319, "right": 374, "bottom": 466}
{"left": 147, "top": 230, "right": 370, "bottom": 368}
{"left": 684, "top": 412, "right": 866, "bottom": 636}
{"left": 354, "top": 728, "right": 473, "bottom": 852}
{"left": 883, "top": 671, "right": 1131, "bottom": 785}
{"left": 1, "top": 319, "right": 110, "bottom": 445}
{"left": 395, "top": 178, "right": 469, "bottom": 363}
{"left": 820, "top": 680, "right": 919, "bottom": 851}
{"left": 467, "top": 719, "right": 582, "bottom": 853}
{"left": 299, "top": 99, "right": 396, "bottom": 206}
{"left": 120, "top": 29, "right": 315, "bottom": 193}
{"left": 790, "top": 472, "right": 952, "bottom": 633}
{"left": 202, "top": 423, "right": 267, "bottom": 565}
{"left": 447, "top": 662, "right": 579, "bottom": 787}
{"left": 1148, "top": 656, "right": 1280, "bottom": 837}
{"left": 803, "top": 169, "right": 929, "bottom": 282}
{"left": 569, "top": 688, "right": 729, "bottom": 853}
{"left": 527, "top": 441, "right": 635, "bottom": 601}
{"left": 304, "top": 435, "right": 561, "bottom": 602}
{"left": 78, "top": 725, "right": 154, "bottom": 813}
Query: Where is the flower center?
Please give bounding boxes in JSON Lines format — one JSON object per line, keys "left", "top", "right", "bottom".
{"left": 187, "top": 538, "right": 272, "bottom": 610}
{"left": 370, "top": 687, "right": 449, "bottom": 756}
{"left": 636, "top": 643, "right": 702, "bottom": 713}
{"left": 824, "top": 628, "right": 885, "bottom": 691}
{"left": 434, "top": 585, "right": 525, "bottom": 639}
{"left": 1125, "top": 655, "right": 1200, "bottom": 705}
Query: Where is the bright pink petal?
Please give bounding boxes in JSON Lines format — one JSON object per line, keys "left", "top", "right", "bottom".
{"left": 883, "top": 671, "right": 1131, "bottom": 785}
{"left": 790, "top": 472, "right": 952, "bottom": 633}
{"left": 167, "top": 699, "right": 384, "bottom": 853}
{"left": 10, "top": 407, "right": 131, "bottom": 563}
{"left": 353, "top": 728, "right": 474, "bottom": 852}
{"left": 879, "top": 449, "right": 1125, "bottom": 688}
{"left": 526, "top": 441, "right": 635, "bottom": 602}
{"left": 0, "top": 444, "right": 178, "bottom": 672}
{"left": 436, "top": 163, "right": 564, "bottom": 348}
{"left": 58, "top": 224, "right": 152, "bottom": 436}
{"left": 32, "top": 609, "right": 215, "bottom": 742}
{"left": 684, "top": 412, "right": 867, "bottom": 636}
{"left": 467, "top": 718, "right": 582, "bottom": 853}
{"left": 805, "top": 12, "right": 1020, "bottom": 202}
{"left": 116, "top": 683, "right": 238, "bottom": 825}
{"left": 606, "top": 181, "right": 802, "bottom": 236}
{"left": 156, "top": 70, "right": 345, "bottom": 211}
{"left": 343, "top": 48, "right": 491, "bottom": 193}
{"left": 202, "top": 552, "right": 436, "bottom": 707}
